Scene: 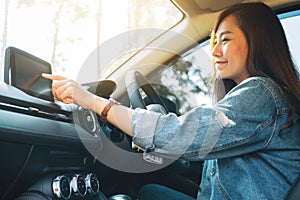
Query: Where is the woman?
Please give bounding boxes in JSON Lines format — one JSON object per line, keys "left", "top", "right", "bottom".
{"left": 43, "top": 2, "right": 300, "bottom": 199}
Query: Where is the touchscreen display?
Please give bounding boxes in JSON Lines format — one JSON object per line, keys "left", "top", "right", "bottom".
{"left": 4, "top": 47, "right": 54, "bottom": 102}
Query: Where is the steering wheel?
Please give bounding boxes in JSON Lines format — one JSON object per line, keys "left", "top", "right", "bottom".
{"left": 125, "top": 70, "right": 169, "bottom": 113}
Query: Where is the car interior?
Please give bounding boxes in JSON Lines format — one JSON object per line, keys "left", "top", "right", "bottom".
{"left": 0, "top": 0, "right": 300, "bottom": 199}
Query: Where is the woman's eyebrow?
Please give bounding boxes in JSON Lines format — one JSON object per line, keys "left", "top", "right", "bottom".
{"left": 219, "top": 31, "right": 233, "bottom": 37}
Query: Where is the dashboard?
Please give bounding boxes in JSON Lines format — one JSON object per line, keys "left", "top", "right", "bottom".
{"left": 0, "top": 82, "right": 110, "bottom": 200}
{"left": 0, "top": 47, "right": 128, "bottom": 200}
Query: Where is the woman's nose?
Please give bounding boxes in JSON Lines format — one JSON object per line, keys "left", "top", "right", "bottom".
{"left": 211, "top": 42, "right": 222, "bottom": 58}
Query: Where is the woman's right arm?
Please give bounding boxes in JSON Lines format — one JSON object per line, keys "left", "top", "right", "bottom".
{"left": 42, "top": 74, "right": 134, "bottom": 136}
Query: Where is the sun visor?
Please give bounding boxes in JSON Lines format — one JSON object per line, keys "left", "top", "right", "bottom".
{"left": 194, "top": 0, "right": 243, "bottom": 11}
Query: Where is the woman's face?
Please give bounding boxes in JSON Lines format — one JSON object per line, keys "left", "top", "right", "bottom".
{"left": 211, "top": 15, "right": 249, "bottom": 84}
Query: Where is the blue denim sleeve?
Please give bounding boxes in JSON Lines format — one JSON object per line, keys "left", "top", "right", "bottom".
{"left": 131, "top": 77, "right": 280, "bottom": 161}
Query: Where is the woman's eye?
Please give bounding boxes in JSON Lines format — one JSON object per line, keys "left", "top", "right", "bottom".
{"left": 222, "top": 38, "right": 229, "bottom": 42}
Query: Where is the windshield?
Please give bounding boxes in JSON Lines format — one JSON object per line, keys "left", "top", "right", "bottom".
{"left": 0, "top": 0, "right": 182, "bottom": 83}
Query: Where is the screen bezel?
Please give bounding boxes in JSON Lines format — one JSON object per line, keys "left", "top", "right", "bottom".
{"left": 4, "top": 47, "right": 54, "bottom": 102}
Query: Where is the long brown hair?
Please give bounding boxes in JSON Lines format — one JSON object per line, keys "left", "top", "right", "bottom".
{"left": 211, "top": 2, "right": 300, "bottom": 125}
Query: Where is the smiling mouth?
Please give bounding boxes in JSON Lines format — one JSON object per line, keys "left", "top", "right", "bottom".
{"left": 215, "top": 61, "right": 227, "bottom": 64}
{"left": 215, "top": 61, "right": 228, "bottom": 69}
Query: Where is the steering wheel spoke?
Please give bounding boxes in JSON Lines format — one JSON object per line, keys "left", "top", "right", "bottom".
{"left": 125, "top": 70, "right": 169, "bottom": 113}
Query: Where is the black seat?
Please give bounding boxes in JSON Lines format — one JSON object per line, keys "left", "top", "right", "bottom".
{"left": 285, "top": 175, "right": 300, "bottom": 200}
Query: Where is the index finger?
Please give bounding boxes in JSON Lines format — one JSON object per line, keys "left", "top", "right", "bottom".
{"left": 42, "top": 73, "right": 66, "bottom": 81}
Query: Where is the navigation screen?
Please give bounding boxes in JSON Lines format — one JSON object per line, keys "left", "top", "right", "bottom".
{"left": 4, "top": 47, "right": 54, "bottom": 102}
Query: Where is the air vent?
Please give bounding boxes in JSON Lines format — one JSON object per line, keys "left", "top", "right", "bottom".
{"left": 0, "top": 96, "right": 72, "bottom": 122}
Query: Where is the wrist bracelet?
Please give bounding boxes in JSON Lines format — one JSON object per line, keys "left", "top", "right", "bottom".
{"left": 100, "top": 98, "right": 120, "bottom": 122}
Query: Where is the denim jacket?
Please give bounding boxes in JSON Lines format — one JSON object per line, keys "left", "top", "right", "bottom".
{"left": 131, "top": 76, "right": 300, "bottom": 200}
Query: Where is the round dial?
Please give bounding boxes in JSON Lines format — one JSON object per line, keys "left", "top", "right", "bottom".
{"left": 52, "top": 175, "right": 71, "bottom": 200}
{"left": 85, "top": 173, "right": 100, "bottom": 195}
{"left": 77, "top": 175, "right": 87, "bottom": 196}
{"left": 71, "top": 174, "right": 87, "bottom": 197}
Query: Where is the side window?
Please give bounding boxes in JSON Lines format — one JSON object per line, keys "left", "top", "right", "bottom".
{"left": 151, "top": 9, "right": 300, "bottom": 115}
{"left": 150, "top": 42, "right": 214, "bottom": 115}
{"left": 279, "top": 10, "right": 300, "bottom": 71}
